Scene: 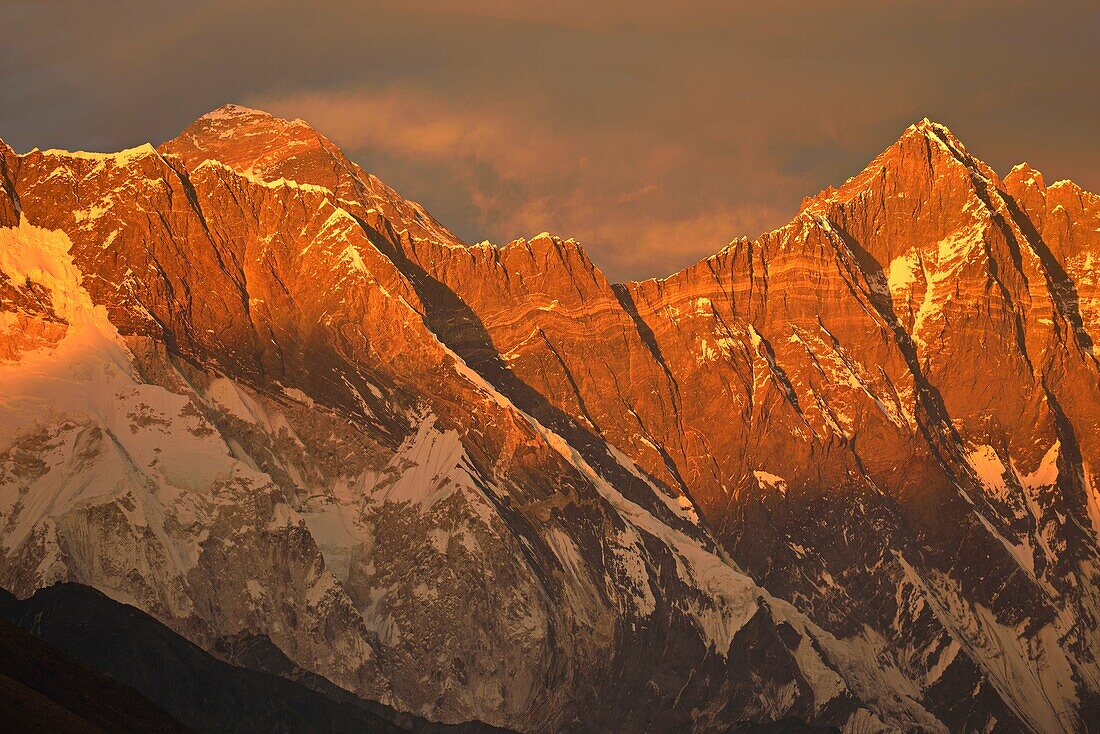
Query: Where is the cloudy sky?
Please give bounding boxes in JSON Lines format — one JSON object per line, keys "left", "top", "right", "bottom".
{"left": 4, "top": 1, "right": 1098, "bottom": 280}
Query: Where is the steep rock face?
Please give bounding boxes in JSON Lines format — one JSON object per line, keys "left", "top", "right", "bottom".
{"left": 618, "top": 124, "right": 1100, "bottom": 733}
{"left": 0, "top": 108, "right": 939, "bottom": 733}
{"left": 167, "top": 109, "right": 1100, "bottom": 731}
{"left": 0, "top": 583, "right": 499, "bottom": 734}
{"left": 212, "top": 107, "right": 1100, "bottom": 732}
{"left": 2, "top": 105, "right": 1100, "bottom": 732}
{"left": 571, "top": 128, "right": 1100, "bottom": 733}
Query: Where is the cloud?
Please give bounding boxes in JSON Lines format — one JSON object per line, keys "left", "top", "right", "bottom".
{"left": 249, "top": 84, "right": 815, "bottom": 279}
{"left": 251, "top": 87, "right": 573, "bottom": 180}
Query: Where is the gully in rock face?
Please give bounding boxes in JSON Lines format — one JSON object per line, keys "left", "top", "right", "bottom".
{"left": 1, "top": 106, "right": 1098, "bottom": 733}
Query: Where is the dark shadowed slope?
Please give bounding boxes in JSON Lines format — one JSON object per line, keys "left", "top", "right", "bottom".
{"left": 0, "top": 584, "right": 505, "bottom": 734}
{"left": 5, "top": 105, "right": 1100, "bottom": 731}
{"left": 0, "top": 606, "right": 191, "bottom": 733}
{"left": 0, "top": 583, "right": 831, "bottom": 734}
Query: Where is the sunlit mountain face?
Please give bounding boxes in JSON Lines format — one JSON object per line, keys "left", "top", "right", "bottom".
{"left": 1, "top": 102, "right": 1099, "bottom": 733}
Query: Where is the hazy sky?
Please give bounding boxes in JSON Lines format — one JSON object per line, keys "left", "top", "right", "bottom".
{"left": 3, "top": 1, "right": 1098, "bottom": 280}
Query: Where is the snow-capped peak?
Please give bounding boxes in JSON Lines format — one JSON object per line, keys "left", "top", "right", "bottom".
{"left": 198, "top": 103, "right": 274, "bottom": 122}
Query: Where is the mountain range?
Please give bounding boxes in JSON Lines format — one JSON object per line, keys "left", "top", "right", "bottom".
{"left": 1, "top": 104, "right": 1099, "bottom": 733}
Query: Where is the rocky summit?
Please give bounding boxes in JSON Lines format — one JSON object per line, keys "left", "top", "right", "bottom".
{"left": 2, "top": 105, "right": 1099, "bottom": 733}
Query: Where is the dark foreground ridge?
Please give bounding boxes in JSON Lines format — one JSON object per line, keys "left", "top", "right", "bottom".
{"left": 0, "top": 583, "right": 508, "bottom": 734}
{"left": 0, "top": 583, "right": 832, "bottom": 734}
{"left": 2, "top": 106, "right": 1099, "bottom": 731}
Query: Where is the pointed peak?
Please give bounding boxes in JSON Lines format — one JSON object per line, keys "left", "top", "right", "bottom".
{"left": 802, "top": 117, "right": 988, "bottom": 217}
{"left": 907, "top": 117, "right": 955, "bottom": 138}
{"left": 187, "top": 104, "right": 298, "bottom": 133}
{"left": 180, "top": 104, "right": 321, "bottom": 142}
{"left": 900, "top": 117, "right": 969, "bottom": 155}
{"left": 1005, "top": 162, "right": 1046, "bottom": 191}
{"left": 872, "top": 116, "right": 1004, "bottom": 189}
{"left": 161, "top": 102, "right": 343, "bottom": 180}
{"left": 200, "top": 103, "right": 268, "bottom": 119}
{"left": 1049, "top": 179, "right": 1082, "bottom": 192}
{"left": 1047, "top": 179, "right": 1098, "bottom": 205}
{"left": 909, "top": 117, "right": 947, "bottom": 133}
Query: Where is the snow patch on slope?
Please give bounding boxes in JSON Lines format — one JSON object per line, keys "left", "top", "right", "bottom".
{"left": 38, "top": 144, "right": 160, "bottom": 168}
{"left": 0, "top": 219, "right": 288, "bottom": 608}
{"left": 754, "top": 470, "right": 788, "bottom": 495}
{"left": 0, "top": 216, "right": 116, "bottom": 332}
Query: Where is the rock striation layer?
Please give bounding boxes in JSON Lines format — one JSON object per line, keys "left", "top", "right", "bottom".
{"left": 2, "top": 105, "right": 1100, "bottom": 732}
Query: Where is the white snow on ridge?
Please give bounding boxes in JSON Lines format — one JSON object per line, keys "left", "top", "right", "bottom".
{"left": 192, "top": 157, "right": 332, "bottom": 195}
{"left": 963, "top": 443, "right": 1064, "bottom": 583}
{"left": 1019, "top": 442, "right": 1060, "bottom": 489}
{"left": 906, "top": 221, "right": 988, "bottom": 351}
{"left": 753, "top": 470, "right": 788, "bottom": 495}
{"left": 966, "top": 445, "right": 1011, "bottom": 496}
{"left": 887, "top": 250, "right": 919, "bottom": 294}
{"left": 0, "top": 216, "right": 117, "bottom": 332}
{"left": 369, "top": 416, "right": 468, "bottom": 511}
{"left": 37, "top": 143, "right": 160, "bottom": 167}
{"left": 0, "top": 219, "right": 288, "bottom": 602}
{"left": 433, "top": 335, "right": 762, "bottom": 642}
